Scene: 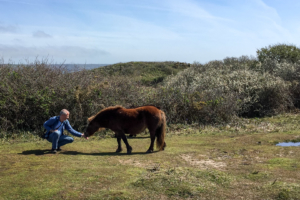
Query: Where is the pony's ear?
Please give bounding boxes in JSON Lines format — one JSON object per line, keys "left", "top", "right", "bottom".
{"left": 87, "top": 116, "right": 93, "bottom": 123}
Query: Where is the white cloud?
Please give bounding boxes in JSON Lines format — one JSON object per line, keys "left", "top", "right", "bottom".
{"left": 33, "top": 30, "right": 52, "bottom": 38}
{"left": 0, "top": 25, "right": 18, "bottom": 33}
{"left": 79, "top": 10, "right": 181, "bottom": 41}
{"left": 0, "top": 45, "right": 109, "bottom": 62}
{"left": 166, "top": 0, "right": 231, "bottom": 23}
{"left": 250, "top": 0, "right": 293, "bottom": 42}
{"left": 0, "top": 0, "right": 299, "bottom": 64}
{"left": 254, "top": 0, "right": 280, "bottom": 20}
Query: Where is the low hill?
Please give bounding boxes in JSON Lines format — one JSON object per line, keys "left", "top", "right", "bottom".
{"left": 89, "top": 61, "right": 191, "bottom": 85}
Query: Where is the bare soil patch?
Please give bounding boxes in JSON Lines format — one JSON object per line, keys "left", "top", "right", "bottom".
{"left": 180, "top": 154, "right": 226, "bottom": 170}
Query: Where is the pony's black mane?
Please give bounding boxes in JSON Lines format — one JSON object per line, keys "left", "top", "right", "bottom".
{"left": 88, "top": 105, "right": 123, "bottom": 122}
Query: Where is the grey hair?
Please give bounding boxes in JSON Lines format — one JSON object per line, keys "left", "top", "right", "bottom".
{"left": 60, "top": 109, "right": 69, "bottom": 116}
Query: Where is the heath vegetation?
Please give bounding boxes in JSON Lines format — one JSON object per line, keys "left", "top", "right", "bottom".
{"left": 1, "top": 44, "right": 300, "bottom": 136}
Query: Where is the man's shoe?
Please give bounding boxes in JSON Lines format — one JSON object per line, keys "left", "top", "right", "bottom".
{"left": 51, "top": 149, "right": 57, "bottom": 153}
{"left": 57, "top": 147, "right": 62, "bottom": 151}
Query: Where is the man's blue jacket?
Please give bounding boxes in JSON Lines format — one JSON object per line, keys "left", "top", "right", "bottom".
{"left": 43, "top": 116, "right": 82, "bottom": 138}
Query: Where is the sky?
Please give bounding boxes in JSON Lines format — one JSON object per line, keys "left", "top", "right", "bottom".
{"left": 0, "top": 0, "right": 300, "bottom": 64}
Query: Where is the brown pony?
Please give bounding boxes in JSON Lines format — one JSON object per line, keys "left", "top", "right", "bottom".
{"left": 84, "top": 105, "right": 166, "bottom": 154}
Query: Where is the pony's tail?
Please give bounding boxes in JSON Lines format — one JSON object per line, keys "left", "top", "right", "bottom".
{"left": 156, "top": 110, "right": 166, "bottom": 151}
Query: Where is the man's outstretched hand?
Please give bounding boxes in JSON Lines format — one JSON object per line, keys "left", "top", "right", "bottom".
{"left": 81, "top": 133, "right": 89, "bottom": 139}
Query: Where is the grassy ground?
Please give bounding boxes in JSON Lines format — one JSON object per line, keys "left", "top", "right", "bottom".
{"left": 1, "top": 114, "right": 300, "bottom": 199}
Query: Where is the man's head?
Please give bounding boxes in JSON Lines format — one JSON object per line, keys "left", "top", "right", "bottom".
{"left": 59, "top": 109, "right": 70, "bottom": 122}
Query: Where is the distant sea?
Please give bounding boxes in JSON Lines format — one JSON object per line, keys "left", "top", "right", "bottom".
{"left": 54, "top": 64, "right": 110, "bottom": 72}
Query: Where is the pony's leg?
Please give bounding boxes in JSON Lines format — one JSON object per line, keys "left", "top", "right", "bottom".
{"left": 120, "top": 133, "right": 132, "bottom": 154}
{"left": 116, "top": 136, "right": 123, "bottom": 153}
{"left": 146, "top": 131, "right": 156, "bottom": 153}
{"left": 162, "top": 142, "right": 167, "bottom": 150}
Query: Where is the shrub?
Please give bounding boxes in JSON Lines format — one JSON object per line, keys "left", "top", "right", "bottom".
{"left": 0, "top": 60, "right": 157, "bottom": 133}
{"left": 0, "top": 61, "right": 91, "bottom": 131}
{"left": 161, "top": 57, "right": 293, "bottom": 121}
{"left": 0, "top": 53, "right": 297, "bottom": 134}
{"left": 257, "top": 44, "right": 300, "bottom": 64}
{"left": 256, "top": 58, "right": 300, "bottom": 108}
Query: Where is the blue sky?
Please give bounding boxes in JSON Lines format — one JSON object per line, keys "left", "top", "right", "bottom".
{"left": 0, "top": 0, "right": 299, "bottom": 64}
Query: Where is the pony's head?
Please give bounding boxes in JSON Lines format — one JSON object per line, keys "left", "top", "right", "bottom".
{"left": 84, "top": 120, "right": 99, "bottom": 137}
{"left": 84, "top": 106, "right": 123, "bottom": 137}
{"left": 84, "top": 113, "right": 105, "bottom": 137}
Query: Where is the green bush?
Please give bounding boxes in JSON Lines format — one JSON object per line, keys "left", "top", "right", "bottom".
{"left": 0, "top": 60, "right": 159, "bottom": 133}
{"left": 256, "top": 56, "right": 300, "bottom": 108}
{"left": 1, "top": 49, "right": 299, "bottom": 134}
{"left": 162, "top": 56, "right": 293, "bottom": 120}
{"left": 257, "top": 44, "right": 300, "bottom": 64}
{"left": 0, "top": 61, "right": 88, "bottom": 132}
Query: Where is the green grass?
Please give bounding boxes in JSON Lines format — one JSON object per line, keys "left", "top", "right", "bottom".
{"left": 1, "top": 114, "right": 300, "bottom": 199}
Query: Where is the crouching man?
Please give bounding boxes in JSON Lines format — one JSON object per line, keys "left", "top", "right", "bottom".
{"left": 43, "top": 109, "right": 88, "bottom": 153}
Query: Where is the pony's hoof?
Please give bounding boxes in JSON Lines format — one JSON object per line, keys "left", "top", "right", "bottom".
{"left": 127, "top": 147, "right": 132, "bottom": 154}
{"left": 146, "top": 149, "right": 153, "bottom": 153}
{"left": 116, "top": 148, "right": 122, "bottom": 153}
